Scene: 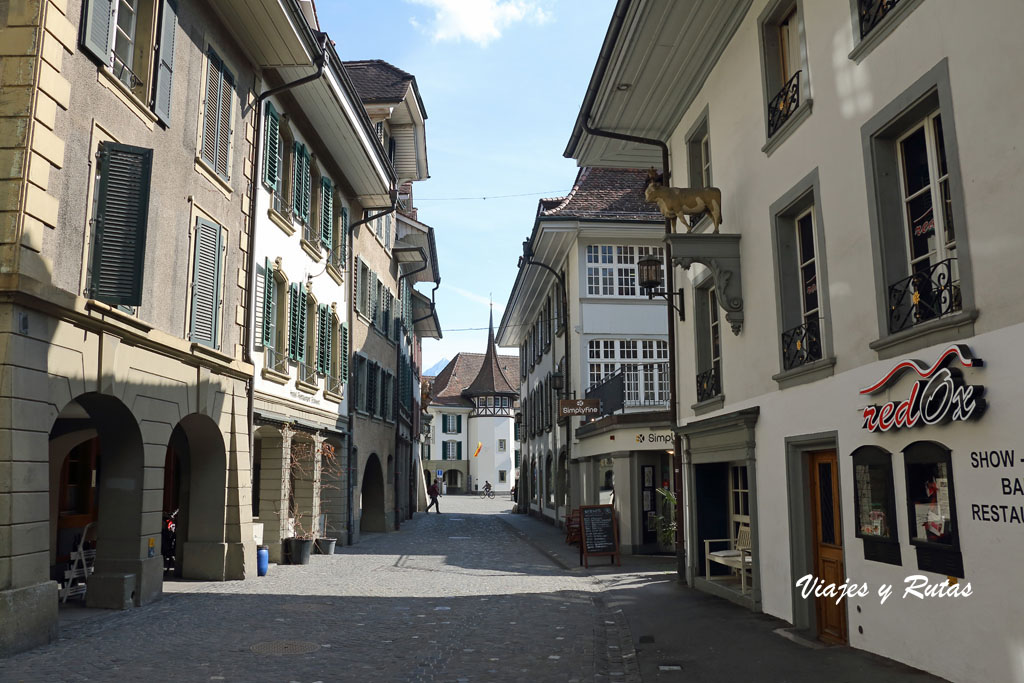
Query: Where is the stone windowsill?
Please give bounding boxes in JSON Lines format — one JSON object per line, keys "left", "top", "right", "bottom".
{"left": 869, "top": 309, "right": 978, "bottom": 360}
{"left": 691, "top": 394, "right": 725, "bottom": 416}
{"left": 194, "top": 156, "right": 233, "bottom": 199}
{"left": 761, "top": 99, "right": 813, "bottom": 157}
{"left": 97, "top": 67, "right": 157, "bottom": 130}
{"left": 261, "top": 366, "right": 290, "bottom": 385}
{"left": 268, "top": 208, "right": 295, "bottom": 236}
{"left": 296, "top": 379, "right": 319, "bottom": 395}
{"left": 300, "top": 237, "right": 323, "bottom": 263}
{"left": 323, "top": 389, "right": 343, "bottom": 403}
{"left": 772, "top": 355, "right": 836, "bottom": 390}
{"left": 191, "top": 342, "right": 234, "bottom": 364}
{"left": 326, "top": 262, "right": 343, "bottom": 286}
{"left": 84, "top": 299, "right": 153, "bottom": 333}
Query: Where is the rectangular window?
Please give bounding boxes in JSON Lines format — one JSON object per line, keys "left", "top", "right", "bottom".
{"left": 903, "top": 441, "right": 963, "bottom": 577}
{"left": 587, "top": 338, "right": 669, "bottom": 405}
{"left": 85, "top": 142, "right": 153, "bottom": 307}
{"left": 200, "top": 47, "right": 234, "bottom": 181}
{"left": 498, "top": 439, "right": 506, "bottom": 452}
{"left": 353, "top": 356, "right": 367, "bottom": 412}
{"left": 852, "top": 446, "right": 901, "bottom": 565}
{"left": 695, "top": 285, "right": 722, "bottom": 402}
{"left": 498, "top": 470, "right": 507, "bottom": 484}
{"left": 356, "top": 259, "right": 370, "bottom": 316}
{"left": 759, "top": 1, "right": 808, "bottom": 143}
{"left": 188, "top": 218, "right": 224, "bottom": 348}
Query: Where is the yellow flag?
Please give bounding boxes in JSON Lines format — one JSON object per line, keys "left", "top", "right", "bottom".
{"left": 473, "top": 442, "right": 482, "bottom": 458}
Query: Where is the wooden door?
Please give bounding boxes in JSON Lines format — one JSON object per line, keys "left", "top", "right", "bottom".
{"left": 809, "top": 450, "right": 847, "bottom": 645}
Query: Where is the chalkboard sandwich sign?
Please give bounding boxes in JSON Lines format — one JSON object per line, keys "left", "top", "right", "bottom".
{"left": 579, "top": 504, "right": 621, "bottom": 568}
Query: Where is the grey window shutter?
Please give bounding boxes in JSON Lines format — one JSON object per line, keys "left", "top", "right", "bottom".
{"left": 287, "top": 281, "right": 299, "bottom": 360}
{"left": 263, "top": 102, "right": 280, "bottom": 188}
{"left": 81, "top": 0, "right": 114, "bottom": 65}
{"left": 152, "top": 0, "right": 177, "bottom": 126}
{"left": 201, "top": 50, "right": 222, "bottom": 169}
{"left": 189, "top": 219, "right": 222, "bottom": 347}
{"left": 297, "top": 282, "right": 308, "bottom": 362}
{"left": 216, "top": 66, "right": 234, "bottom": 179}
{"left": 340, "top": 322, "right": 349, "bottom": 381}
{"left": 262, "top": 257, "right": 274, "bottom": 347}
{"left": 88, "top": 142, "right": 153, "bottom": 306}
{"left": 320, "top": 178, "right": 333, "bottom": 249}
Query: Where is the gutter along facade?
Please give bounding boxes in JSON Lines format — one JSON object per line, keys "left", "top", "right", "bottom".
{"left": 498, "top": 167, "right": 672, "bottom": 547}
{"left": 567, "top": 1, "right": 1024, "bottom": 681}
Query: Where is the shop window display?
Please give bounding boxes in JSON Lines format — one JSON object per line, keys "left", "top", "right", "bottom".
{"left": 851, "top": 446, "right": 901, "bottom": 565}
{"left": 903, "top": 440, "right": 963, "bottom": 577}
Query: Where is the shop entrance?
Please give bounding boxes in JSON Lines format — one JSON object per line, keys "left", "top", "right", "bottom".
{"left": 809, "top": 450, "right": 847, "bottom": 645}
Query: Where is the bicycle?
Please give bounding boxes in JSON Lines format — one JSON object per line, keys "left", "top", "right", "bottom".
{"left": 479, "top": 488, "right": 495, "bottom": 499}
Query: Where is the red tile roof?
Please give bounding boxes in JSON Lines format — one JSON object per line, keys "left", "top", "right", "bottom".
{"left": 539, "top": 167, "right": 662, "bottom": 221}
{"left": 430, "top": 352, "right": 520, "bottom": 407}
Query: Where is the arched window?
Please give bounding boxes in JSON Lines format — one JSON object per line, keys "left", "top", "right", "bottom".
{"left": 850, "top": 445, "right": 900, "bottom": 565}
{"left": 545, "top": 452, "right": 554, "bottom": 507}
{"left": 903, "top": 440, "right": 963, "bottom": 578}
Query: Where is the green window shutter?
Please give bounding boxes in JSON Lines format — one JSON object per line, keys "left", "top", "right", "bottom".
{"left": 340, "top": 322, "right": 349, "bottom": 381}
{"left": 189, "top": 218, "right": 223, "bottom": 348}
{"left": 340, "top": 206, "right": 348, "bottom": 266}
{"left": 292, "top": 142, "right": 303, "bottom": 218}
{"left": 316, "top": 304, "right": 329, "bottom": 374}
{"left": 300, "top": 147, "right": 311, "bottom": 222}
{"left": 297, "top": 282, "right": 308, "bottom": 362}
{"left": 201, "top": 50, "right": 223, "bottom": 169}
{"left": 263, "top": 102, "right": 280, "bottom": 188}
{"left": 325, "top": 310, "right": 333, "bottom": 377}
{"left": 320, "top": 178, "right": 333, "bottom": 249}
{"left": 457, "top": 441, "right": 462, "bottom": 460}
{"left": 216, "top": 66, "right": 234, "bottom": 179}
{"left": 456, "top": 415, "right": 462, "bottom": 433}
{"left": 262, "top": 257, "right": 274, "bottom": 347}
{"left": 88, "top": 142, "right": 153, "bottom": 306}
{"left": 369, "top": 272, "right": 378, "bottom": 325}
{"left": 442, "top": 414, "right": 448, "bottom": 433}
{"left": 81, "top": 0, "right": 114, "bottom": 64}
{"left": 287, "top": 282, "right": 299, "bottom": 360}
{"left": 152, "top": 0, "right": 177, "bottom": 126}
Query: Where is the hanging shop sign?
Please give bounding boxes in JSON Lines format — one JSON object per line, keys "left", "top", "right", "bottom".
{"left": 559, "top": 399, "right": 600, "bottom": 417}
{"left": 859, "top": 344, "right": 986, "bottom": 433}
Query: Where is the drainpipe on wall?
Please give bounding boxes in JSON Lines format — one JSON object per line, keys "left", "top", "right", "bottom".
{"left": 242, "top": 31, "right": 329, "bottom": 542}
{"left": 580, "top": 117, "right": 686, "bottom": 582}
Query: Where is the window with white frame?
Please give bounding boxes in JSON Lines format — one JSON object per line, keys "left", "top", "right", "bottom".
{"left": 588, "top": 339, "right": 669, "bottom": 405}
{"left": 588, "top": 245, "right": 666, "bottom": 297}
{"left": 695, "top": 285, "right": 723, "bottom": 402}
{"left": 498, "top": 439, "right": 507, "bottom": 452}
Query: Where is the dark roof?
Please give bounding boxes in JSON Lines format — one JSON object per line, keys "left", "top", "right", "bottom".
{"left": 538, "top": 167, "right": 662, "bottom": 221}
{"left": 342, "top": 59, "right": 418, "bottom": 105}
{"left": 430, "top": 349, "right": 520, "bottom": 408}
{"left": 463, "top": 312, "right": 518, "bottom": 397}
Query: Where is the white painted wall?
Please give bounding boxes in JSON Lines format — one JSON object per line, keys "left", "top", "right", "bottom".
{"left": 468, "top": 413, "right": 515, "bottom": 492}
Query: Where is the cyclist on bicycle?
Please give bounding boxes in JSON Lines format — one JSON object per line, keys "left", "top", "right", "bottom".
{"left": 484, "top": 481, "right": 492, "bottom": 494}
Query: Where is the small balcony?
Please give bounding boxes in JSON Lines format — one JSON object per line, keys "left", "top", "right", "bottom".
{"left": 325, "top": 373, "right": 343, "bottom": 397}
{"left": 297, "top": 360, "right": 318, "bottom": 387}
{"left": 781, "top": 319, "right": 822, "bottom": 371}
{"left": 264, "top": 347, "right": 289, "bottom": 375}
{"left": 859, "top": 0, "right": 902, "bottom": 39}
{"left": 695, "top": 366, "right": 721, "bottom": 404}
{"left": 584, "top": 365, "right": 670, "bottom": 421}
{"left": 767, "top": 70, "right": 801, "bottom": 138}
{"left": 887, "top": 257, "right": 962, "bottom": 334}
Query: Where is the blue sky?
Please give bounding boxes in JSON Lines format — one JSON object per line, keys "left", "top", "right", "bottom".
{"left": 316, "top": 0, "right": 615, "bottom": 371}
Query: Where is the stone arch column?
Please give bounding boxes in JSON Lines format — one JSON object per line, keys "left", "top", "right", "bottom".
{"left": 254, "top": 425, "right": 292, "bottom": 563}
{"left": 290, "top": 432, "right": 323, "bottom": 539}
{"left": 319, "top": 435, "right": 347, "bottom": 543}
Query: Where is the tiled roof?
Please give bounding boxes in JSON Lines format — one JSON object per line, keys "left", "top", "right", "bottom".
{"left": 342, "top": 59, "right": 414, "bottom": 103}
{"left": 464, "top": 313, "right": 518, "bottom": 397}
{"left": 539, "top": 167, "right": 662, "bottom": 221}
{"left": 430, "top": 352, "right": 520, "bottom": 407}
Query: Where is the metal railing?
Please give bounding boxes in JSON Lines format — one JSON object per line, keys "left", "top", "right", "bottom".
{"left": 781, "top": 319, "right": 823, "bottom": 371}
{"left": 695, "top": 366, "right": 721, "bottom": 403}
{"left": 112, "top": 53, "right": 142, "bottom": 89}
{"left": 887, "top": 257, "right": 961, "bottom": 334}
{"left": 859, "top": 0, "right": 901, "bottom": 39}
{"left": 767, "top": 70, "right": 801, "bottom": 138}
{"left": 325, "top": 374, "right": 343, "bottom": 396}
{"left": 297, "top": 360, "right": 318, "bottom": 386}
{"left": 584, "top": 364, "right": 670, "bottom": 421}
{"left": 264, "top": 347, "right": 289, "bottom": 375}
{"left": 302, "top": 221, "right": 321, "bottom": 252}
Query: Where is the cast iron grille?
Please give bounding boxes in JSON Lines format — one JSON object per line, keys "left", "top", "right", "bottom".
{"left": 695, "top": 366, "right": 721, "bottom": 403}
{"left": 859, "top": 0, "right": 901, "bottom": 39}
{"left": 767, "top": 71, "right": 801, "bottom": 138}
{"left": 781, "top": 319, "right": 823, "bottom": 371}
{"left": 887, "top": 257, "right": 961, "bottom": 334}
{"left": 264, "top": 347, "right": 289, "bottom": 375}
{"left": 818, "top": 462, "right": 836, "bottom": 544}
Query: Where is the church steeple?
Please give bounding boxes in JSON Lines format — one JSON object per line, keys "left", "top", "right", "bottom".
{"left": 463, "top": 307, "right": 516, "bottom": 397}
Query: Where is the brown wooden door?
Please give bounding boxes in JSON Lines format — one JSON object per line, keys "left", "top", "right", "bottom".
{"left": 809, "top": 450, "right": 847, "bottom": 645}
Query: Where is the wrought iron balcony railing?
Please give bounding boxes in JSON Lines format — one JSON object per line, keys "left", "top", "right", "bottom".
{"left": 859, "top": 0, "right": 902, "bottom": 39}
{"left": 271, "top": 188, "right": 290, "bottom": 216}
{"left": 584, "top": 364, "right": 670, "bottom": 421}
{"left": 767, "top": 70, "right": 801, "bottom": 138}
{"left": 695, "top": 366, "right": 722, "bottom": 403}
{"left": 887, "top": 257, "right": 962, "bottom": 334}
{"left": 325, "top": 374, "right": 343, "bottom": 396}
{"left": 781, "top": 319, "right": 823, "bottom": 371}
{"left": 328, "top": 244, "right": 344, "bottom": 271}
{"left": 302, "top": 221, "right": 321, "bottom": 252}
{"left": 297, "top": 360, "right": 318, "bottom": 386}
{"left": 264, "top": 347, "right": 289, "bottom": 375}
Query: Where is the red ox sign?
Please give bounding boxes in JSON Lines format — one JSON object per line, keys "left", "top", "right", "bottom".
{"left": 859, "top": 344, "right": 986, "bottom": 433}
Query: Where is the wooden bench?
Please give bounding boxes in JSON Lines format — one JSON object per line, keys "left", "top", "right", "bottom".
{"left": 704, "top": 525, "right": 753, "bottom": 594}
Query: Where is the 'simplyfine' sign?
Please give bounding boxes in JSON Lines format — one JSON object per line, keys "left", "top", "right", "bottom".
{"left": 559, "top": 399, "right": 600, "bottom": 417}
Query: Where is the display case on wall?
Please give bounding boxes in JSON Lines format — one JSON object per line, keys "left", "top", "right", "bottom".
{"left": 851, "top": 445, "right": 901, "bottom": 565}
{"left": 903, "top": 440, "right": 964, "bottom": 577}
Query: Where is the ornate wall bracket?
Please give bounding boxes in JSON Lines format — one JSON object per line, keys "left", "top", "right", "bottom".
{"left": 665, "top": 233, "right": 744, "bottom": 335}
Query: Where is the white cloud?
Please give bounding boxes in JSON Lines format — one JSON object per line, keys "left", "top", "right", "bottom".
{"left": 406, "top": 0, "right": 551, "bottom": 46}
{"left": 444, "top": 284, "right": 505, "bottom": 313}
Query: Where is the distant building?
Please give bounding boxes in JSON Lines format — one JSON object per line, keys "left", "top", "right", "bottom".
{"left": 423, "top": 315, "right": 520, "bottom": 493}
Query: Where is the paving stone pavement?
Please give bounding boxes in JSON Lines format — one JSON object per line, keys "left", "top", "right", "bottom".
{"left": 0, "top": 496, "right": 637, "bottom": 683}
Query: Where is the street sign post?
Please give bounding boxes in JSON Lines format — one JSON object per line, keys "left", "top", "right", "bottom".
{"left": 558, "top": 399, "right": 600, "bottom": 417}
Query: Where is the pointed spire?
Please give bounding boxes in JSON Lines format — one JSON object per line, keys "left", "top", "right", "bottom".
{"left": 463, "top": 306, "right": 516, "bottom": 397}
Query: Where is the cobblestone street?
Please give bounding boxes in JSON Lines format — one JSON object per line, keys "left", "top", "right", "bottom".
{"left": 0, "top": 497, "right": 636, "bottom": 683}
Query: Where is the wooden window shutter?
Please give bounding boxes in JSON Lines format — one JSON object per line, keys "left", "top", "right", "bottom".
{"left": 316, "top": 304, "right": 329, "bottom": 374}
{"left": 201, "top": 50, "right": 223, "bottom": 170}
{"left": 287, "top": 282, "right": 300, "bottom": 360}
{"left": 340, "top": 206, "right": 348, "bottom": 265}
{"left": 81, "top": 0, "right": 114, "bottom": 65}
{"left": 216, "top": 67, "right": 234, "bottom": 178}
{"left": 292, "top": 142, "right": 303, "bottom": 218}
{"left": 262, "top": 257, "right": 274, "bottom": 347}
{"left": 456, "top": 415, "right": 462, "bottom": 432}
{"left": 442, "top": 414, "right": 448, "bottom": 433}
{"left": 353, "top": 257, "right": 360, "bottom": 314}
{"left": 297, "top": 282, "right": 308, "bottom": 362}
{"left": 301, "top": 147, "right": 311, "bottom": 221}
{"left": 340, "top": 322, "right": 350, "bottom": 381}
{"left": 263, "top": 102, "right": 280, "bottom": 188}
{"left": 326, "top": 311, "right": 334, "bottom": 377}
{"left": 369, "top": 272, "right": 378, "bottom": 325}
{"left": 457, "top": 441, "right": 462, "bottom": 460}
{"left": 88, "top": 142, "right": 153, "bottom": 306}
{"left": 152, "top": 0, "right": 178, "bottom": 126}
{"left": 189, "top": 218, "right": 223, "bottom": 348}
{"left": 320, "top": 178, "right": 333, "bottom": 249}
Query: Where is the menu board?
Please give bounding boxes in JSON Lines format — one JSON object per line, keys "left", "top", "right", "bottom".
{"left": 580, "top": 504, "right": 620, "bottom": 567}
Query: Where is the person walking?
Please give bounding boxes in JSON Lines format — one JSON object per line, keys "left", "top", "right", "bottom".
{"left": 426, "top": 479, "right": 441, "bottom": 514}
